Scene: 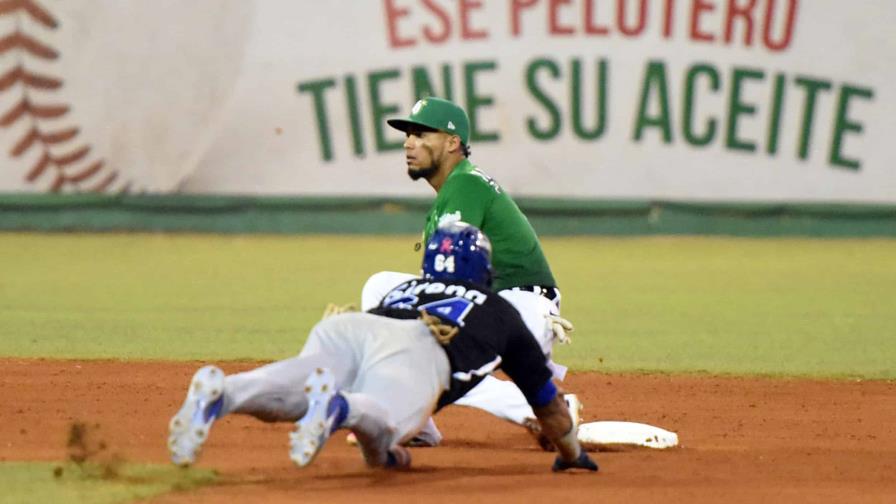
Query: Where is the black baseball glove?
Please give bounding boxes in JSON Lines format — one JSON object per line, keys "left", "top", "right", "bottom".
{"left": 552, "top": 451, "right": 598, "bottom": 472}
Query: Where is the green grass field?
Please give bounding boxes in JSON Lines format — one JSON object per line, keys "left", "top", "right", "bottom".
{"left": 4, "top": 461, "right": 215, "bottom": 504}
{"left": 2, "top": 232, "right": 894, "bottom": 379}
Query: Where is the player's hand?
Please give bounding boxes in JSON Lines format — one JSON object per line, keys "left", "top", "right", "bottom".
{"left": 546, "top": 314, "right": 574, "bottom": 344}
{"left": 552, "top": 451, "right": 598, "bottom": 472}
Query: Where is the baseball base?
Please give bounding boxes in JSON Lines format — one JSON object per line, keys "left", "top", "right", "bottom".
{"left": 577, "top": 421, "right": 679, "bottom": 451}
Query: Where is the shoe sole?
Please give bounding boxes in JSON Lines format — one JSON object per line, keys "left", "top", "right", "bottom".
{"left": 168, "top": 365, "right": 225, "bottom": 466}
{"left": 289, "top": 367, "right": 336, "bottom": 467}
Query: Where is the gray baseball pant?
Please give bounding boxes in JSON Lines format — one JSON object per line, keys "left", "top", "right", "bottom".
{"left": 216, "top": 313, "right": 451, "bottom": 448}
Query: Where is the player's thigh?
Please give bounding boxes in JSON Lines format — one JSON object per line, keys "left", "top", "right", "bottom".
{"left": 353, "top": 321, "right": 450, "bottom": 440}
{"left": 361, "top": 271, "right": 416, "bottom": 310}
{"left": 298, "top": 313, "right": 389, "bottom": 387}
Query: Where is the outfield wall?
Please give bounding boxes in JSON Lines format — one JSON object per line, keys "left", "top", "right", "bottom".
{"left": 0, "top": 1, "right": 894, "bottom": 207}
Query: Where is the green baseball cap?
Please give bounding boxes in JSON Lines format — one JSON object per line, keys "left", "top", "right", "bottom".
{"left": 387, "top": 97, "right": 470, "bottom": 145}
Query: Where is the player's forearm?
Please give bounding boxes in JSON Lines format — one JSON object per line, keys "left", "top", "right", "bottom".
{"left": 532, "top": 394, "right": 580, "bottom": 461}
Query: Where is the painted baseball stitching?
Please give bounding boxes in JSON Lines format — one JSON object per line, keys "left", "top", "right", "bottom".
{"left": 0, "top": 0, "right": 121, "bottom": 192}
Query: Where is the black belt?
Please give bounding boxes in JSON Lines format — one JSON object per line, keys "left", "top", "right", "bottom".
{"left": 510, "top": 285, "right": 561, "bottom": 306}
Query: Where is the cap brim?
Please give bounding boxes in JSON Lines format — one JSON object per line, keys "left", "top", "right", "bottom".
{"left": 387, "top": 118, "right": 439, "bottom": 134}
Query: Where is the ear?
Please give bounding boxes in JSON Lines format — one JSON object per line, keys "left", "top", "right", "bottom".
{"left": 446, "top": 134, "right": 462, "bottom": 153}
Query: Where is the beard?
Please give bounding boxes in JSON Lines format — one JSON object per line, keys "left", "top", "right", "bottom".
{"left": 407, "top": 164, "right": 438, "bottom": 181}
{"left": 406, "top": 144, "right": 440, "bottom": 181}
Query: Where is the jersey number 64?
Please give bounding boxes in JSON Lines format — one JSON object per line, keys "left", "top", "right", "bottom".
{"left": 434, "top": 254, "right": 455, "bottom": 273}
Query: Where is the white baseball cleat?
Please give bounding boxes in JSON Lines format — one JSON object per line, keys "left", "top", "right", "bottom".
{"left": 289, "top": 367, "right": 341, "bottom": 467}
{"left": 168, "top": 365, "right": 226, "bottom": 466}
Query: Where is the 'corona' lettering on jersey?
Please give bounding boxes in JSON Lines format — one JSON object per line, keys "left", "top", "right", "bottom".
{"left": 383, "top": 280, "right": 488, "bottom": 307}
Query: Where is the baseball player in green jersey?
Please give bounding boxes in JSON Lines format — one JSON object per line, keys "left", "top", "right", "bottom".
{"left": 418, "top": 157, "right": 555, "bottom": 291}
{"left": 359, "top": 97, "right": 578, "bottom": 449}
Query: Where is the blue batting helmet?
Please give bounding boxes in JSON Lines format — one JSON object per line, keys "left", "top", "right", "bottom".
{"left": 422, "top": 221, "right": 493, "bottom": 288}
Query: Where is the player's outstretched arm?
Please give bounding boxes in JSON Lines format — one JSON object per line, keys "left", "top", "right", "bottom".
{"left": 533, "top": 393, "right": 598, "bottom": 473}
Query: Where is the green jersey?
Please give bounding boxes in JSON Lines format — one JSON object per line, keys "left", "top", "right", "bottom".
{"left": 422, "top": 160, "right": 556, "bottom": 291}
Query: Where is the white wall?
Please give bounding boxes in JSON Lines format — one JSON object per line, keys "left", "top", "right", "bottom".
{"left": 1, "top": 1, "right": 893, "bottom": 203}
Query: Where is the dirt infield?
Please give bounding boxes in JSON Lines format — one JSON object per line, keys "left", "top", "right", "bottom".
{"left": 2, "top": 359, "right": 894, "bottom": 503}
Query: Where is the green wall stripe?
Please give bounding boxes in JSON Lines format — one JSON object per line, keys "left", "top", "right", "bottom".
{"left": 0, "top": 194, "right": 894, "bottom": 237}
